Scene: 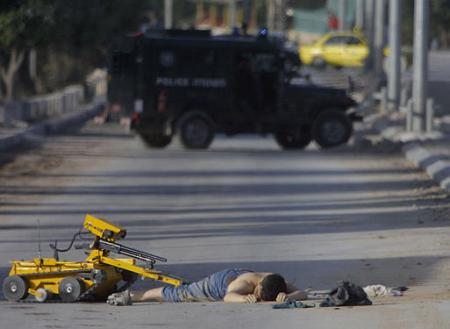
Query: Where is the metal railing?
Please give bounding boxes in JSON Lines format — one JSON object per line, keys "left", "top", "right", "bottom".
{"left": 2, "top": 69, "right": 107, "bottom": 126}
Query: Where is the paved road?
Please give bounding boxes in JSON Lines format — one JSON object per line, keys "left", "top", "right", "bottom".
{"left": 1, "top": 123, "right": 450, "bottom": 328}
{"left": 302, "top": 66, "right": 368, "bottom": 93}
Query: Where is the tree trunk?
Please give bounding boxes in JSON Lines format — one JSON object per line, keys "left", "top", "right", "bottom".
{"left": 0, "top": 48, "right": 25, "bottom": 101}
{"left": 439, "top": 29, "right": 449, "bottom": 49}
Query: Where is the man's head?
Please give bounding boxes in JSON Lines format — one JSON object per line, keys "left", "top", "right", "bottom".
{"left": 256, "top": 274, "right": 287, "bottom": 301}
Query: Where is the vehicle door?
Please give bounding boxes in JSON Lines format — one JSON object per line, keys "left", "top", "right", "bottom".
{"left": 341, "top": 36, "right": 369, "bottom": 66}
{"left": 108, "top": 36, "right": 138, "bottom": 116}
{"left": 321, "top": 36, "right": 347, "bottom": 66}
{"left": 253, "top": 51, "right": 279, "bottom": 112}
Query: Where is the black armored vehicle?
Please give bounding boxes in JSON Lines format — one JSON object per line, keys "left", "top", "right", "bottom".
{"left": 109, "top": 29, "right": 361, "bottom": 149}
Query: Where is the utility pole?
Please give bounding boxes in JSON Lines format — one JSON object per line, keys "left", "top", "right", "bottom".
{"left": 243, "top": 0, "right": 252, "bottom": 33}
{"left": 374, "top": 0, "right": 386, "bottom": 83}
{"left": 355, "top": 0, "right": 365, "bottom": 30}
{"left": 267, "top": 0, "right": 275, "bottom": 31}
{"left": 164, "top": 0, "right": 173, "bottom": 29}
{"left": 364, "top": 0, "right": 375, "bottom": 70}
{"left": 229, "top": 0, "right": 237, "bottom": 29}
{"left": 388, "top": 0, "right": 402, "bottom": 112}
{"left": 338, "top": 0, "right": 347, "bottom": 30}
{"left": 412, "top": 0, "right": 429, "bottom": 132}
{"left": 267, "top": 0, "right": 285, "bottom": 33}
{"left": 29, "top": 49, "right": 37, "bottom": 80}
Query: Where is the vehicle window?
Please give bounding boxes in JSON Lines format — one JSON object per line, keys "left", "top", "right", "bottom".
{"left": 347, "top": 37, "right": 362, "bottom": 45}
{"left": 324, "top": 36, "right": 347, "bottom": 45}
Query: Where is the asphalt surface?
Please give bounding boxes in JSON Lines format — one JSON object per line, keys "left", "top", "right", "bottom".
{"left": 302, "top": 66, "right": 368, "bottom": 93}
{"left": 1, "top": 123, "right": 450, "bottom": 329}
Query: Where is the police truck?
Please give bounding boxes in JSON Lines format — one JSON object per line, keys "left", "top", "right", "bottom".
{"left": 108, "top": 29, "right": 361, "bottom": 150}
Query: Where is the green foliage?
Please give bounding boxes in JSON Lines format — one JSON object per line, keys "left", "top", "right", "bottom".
{"left": 430, "top": 0, "right": 450, "bottom": 35}
{"left": 402, "top": 0, "right": 450, "bottom": 46}
{"left": 0, "top": 0, "right": 153, "bottom": 98}
{"left": 0, "top": 0, "right": 53, "bottom": 49}
{"left": 50, "top": 1, "right": 148, "bottom": 49}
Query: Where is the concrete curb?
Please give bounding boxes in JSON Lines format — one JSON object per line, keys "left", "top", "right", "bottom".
{"left": 402, "top": 142, "right": 450, "bottom": 192}
{"left": 368, "top": 113, "right": 450, "bottom": 193}
{"left": 0, "top": 101, "right": 104, "bottom": 153}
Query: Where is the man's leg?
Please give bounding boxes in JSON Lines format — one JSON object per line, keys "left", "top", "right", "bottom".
{"left": 131, "top": 287, "right": 165, "bottom": 302}
{"left": 107, "top": 287, "right": 165, "bottom": 305}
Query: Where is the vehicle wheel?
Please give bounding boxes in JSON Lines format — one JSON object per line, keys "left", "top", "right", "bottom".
{"left": 35, "top": 288, "right": 52, "bottom": 302}
{"left": 312, "top": 57, "right": 326, "bottom": 69}
{"left": 59, "top": 277, "right": 86, "bottom": 302}
{"left": 140, "top": 134, "right": 172, "bottom": 148}
{"left": 312, "top": 110, "right": 353, "bottom": 148}
{"left": 274, "top": 128, "right": 312, "bottom": 150}
{"left": 2, "top": 276, "right": 29, "bottom": 301}
{"left": 177, "top": 111, "right": 214, "bottom": 149}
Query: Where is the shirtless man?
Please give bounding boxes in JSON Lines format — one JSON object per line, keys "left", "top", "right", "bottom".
{"left": 107, "top": 269, "right": 307, "bottom": 305}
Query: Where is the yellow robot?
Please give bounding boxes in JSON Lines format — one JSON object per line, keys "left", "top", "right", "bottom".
{"left": 2, "top": 214, "right": 185, "bottom": 302}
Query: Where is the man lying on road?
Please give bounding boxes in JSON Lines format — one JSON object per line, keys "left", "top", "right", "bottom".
{"left": 107, "top": 269, "right": 307, "bottom": 305}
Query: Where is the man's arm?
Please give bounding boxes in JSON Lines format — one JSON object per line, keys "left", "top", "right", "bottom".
{"left": 276, "top": 282, "right": 307, "bottom": 302}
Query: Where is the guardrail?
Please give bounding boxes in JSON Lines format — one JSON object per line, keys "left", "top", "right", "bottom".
{"left": 2, "top": 69, "right": 107, "bottom": 127}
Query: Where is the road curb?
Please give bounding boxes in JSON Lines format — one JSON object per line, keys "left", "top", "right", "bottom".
{"left": 0, "top": 101, "right": 104, "bottom": 154}
{"left": 368, "top": 113, "right": 450, "bottom": 193}
{"left": 402, "top": 142, "right": 450, "bottom": 192}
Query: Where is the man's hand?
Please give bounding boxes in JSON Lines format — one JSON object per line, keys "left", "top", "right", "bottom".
{"left": 244, "top": 294, "right": 257, "bottom": 303}
{"left": 276, "top": 292, "right": 288, "bottom": 303}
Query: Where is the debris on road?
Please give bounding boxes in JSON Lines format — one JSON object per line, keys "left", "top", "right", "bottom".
{"left": 363, "top": 284, "right": 407, "bottom": 298}
{"left": 319, "top": 281, "right": 372, "bottom": 307}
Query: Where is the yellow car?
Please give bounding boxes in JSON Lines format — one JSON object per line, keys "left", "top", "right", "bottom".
{"left": 299, "top": 31, "right": 369, "bottom": 68}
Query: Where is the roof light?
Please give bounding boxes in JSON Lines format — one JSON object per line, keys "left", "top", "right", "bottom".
{"left": 258, "top": 27, "right": 268, "bottom": 37}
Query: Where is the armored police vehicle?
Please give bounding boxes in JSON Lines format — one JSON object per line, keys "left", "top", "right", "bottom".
{"left": 108, "top": 29, "right": 360, "bottom": 150}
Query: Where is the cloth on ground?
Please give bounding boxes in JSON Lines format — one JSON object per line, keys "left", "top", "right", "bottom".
{"left": 319, "top": 281, "right": 372, "bottom": 307}
{"left": 363, "top": 284, "right": 407, "bottom": 298}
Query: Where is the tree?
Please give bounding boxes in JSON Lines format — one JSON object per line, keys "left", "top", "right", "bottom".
{"left": 31, "top": 0, "right": 150, "bottom": 95}
{"left": 402, "top": 0, "right": 450, "bottom": 48}
{"left": 0, "top": 0, "right": 151, "bottom": 101}
{"left": 431, "top": 0, "right": 450, "bottom": 48}
{"left": 0, "top": 0, "right": 53, "bottom": 101}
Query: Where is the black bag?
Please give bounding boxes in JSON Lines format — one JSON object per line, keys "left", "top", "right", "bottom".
{"left": 320, "top": 281, "right": 372, "bottom": 307}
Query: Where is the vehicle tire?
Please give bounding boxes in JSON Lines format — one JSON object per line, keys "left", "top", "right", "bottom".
{"left": 140, "top": 134, "right": 172, "bottom": 148}
{"left": 2, "top": 276, "right": 29, "bottom": 301}
{"left": 312, "top": 110, "right": 353, "bottom": 148}
{"left": 35, "top": 288, "right": 53, "bottom": 302}
{"left": 59, "top": 277, "right": 86, "bottom": 302}
{"left": 274, "top": 128, "right": 312, "bottom": 150}
{"left": 312, "top": 56, "right": 326, "bottom": 69}
{"left": 176, "top": 111, "right": 215, "bottom": 149}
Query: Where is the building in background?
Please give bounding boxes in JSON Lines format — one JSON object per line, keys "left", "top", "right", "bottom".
{"left": 174, "top": 1, "right": 357, "bottom": 43}
{"left": 288, "top": 0, "right": 357, "bottom": 43}
{"left": 193, "top": 0, "right": 259, "bottom": 34}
